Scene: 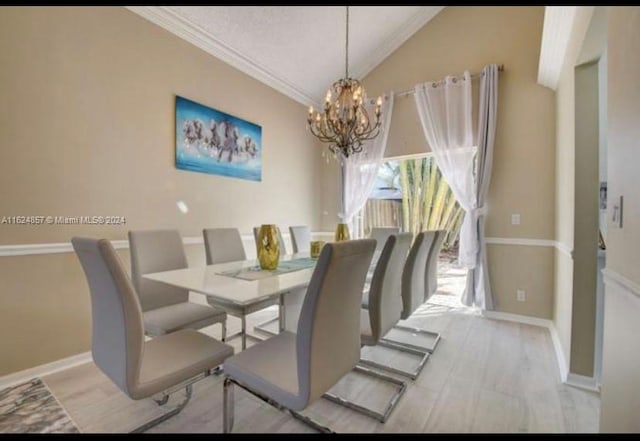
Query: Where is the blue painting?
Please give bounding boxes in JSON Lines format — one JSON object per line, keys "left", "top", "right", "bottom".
{"left": 175, "top": 96, "right": 262, "bottom": 182}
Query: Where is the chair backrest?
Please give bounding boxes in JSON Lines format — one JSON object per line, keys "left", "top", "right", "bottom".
{"left": 203, "top": 228, "right": 247, "bottom": 265}
{"left": 253, "top": 226, "right": 287, "bottom": 255}
{"left": 369, "top": 227, "right": 401, "bottom": 251}
{"left": 367, "top": 233, "right": 413, "bottom": 342}
{"left": 425, "top": 229, "right": 447, "bottom": 299}
{"left": 289, "top": 225, "right": 311, "bottom": 253}
{"left": 296, "top": 239, "right": 376, "bottom": 405}
{"left": 128, "top": 229, "right": 189, "bottom": 311}
{"left": 72, "top": 237, "right": 143, "bottom": 398}
{"left": 401, "top": 231, "right": 437, "bottom": 320}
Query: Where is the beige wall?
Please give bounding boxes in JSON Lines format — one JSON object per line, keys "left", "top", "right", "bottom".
{"left": 487, "top": 245, "right": 554, "bottom": 318}
{"left": 570, "top": 61, "right": 599, "bottom": 377}
{"left": 0, "top": 7, "right": 323, "bottom": 375}
{"left": 599, "top": 6, "right": 640, "bottom": 432}
{"left": 552, "top": 6, "right": 595, "bottom": 376}
{"left": 324, "top": 6, "right": 557, "bottom": 317}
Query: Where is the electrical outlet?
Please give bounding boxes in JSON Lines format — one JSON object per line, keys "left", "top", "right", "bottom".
{"left": 516, "top": 290, "right": 526, "bottom": 302}
{"left": 511, "top": 214, "right": 521, "bottom": 225}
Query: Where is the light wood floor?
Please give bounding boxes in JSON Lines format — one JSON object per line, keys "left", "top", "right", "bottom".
{"left": 42, "top": 297, "right": 600, "bottom": 433}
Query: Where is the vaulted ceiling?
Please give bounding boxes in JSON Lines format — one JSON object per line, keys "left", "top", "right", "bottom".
{"left": 127, "top": 6, "right": 445, "bottom": 107}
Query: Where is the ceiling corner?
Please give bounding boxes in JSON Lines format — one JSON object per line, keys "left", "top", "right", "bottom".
{"left": 126, "top": 6, "right": 319, "bottom": 107}
{"left": 537, "top": 6, "right": 593, "bottom": 91}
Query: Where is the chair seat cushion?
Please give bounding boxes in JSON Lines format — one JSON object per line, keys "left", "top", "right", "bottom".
{"left": 223, "top": 331, "right": 305, "bottom": 410}
{"left": 360, "top": 309, "right": 376, "bottom": 346}
{"left": 143, "top": 302, "right": 227, "bottom": 336}
{"left": 134, "top": 330, "right": 234, "bottom": 399}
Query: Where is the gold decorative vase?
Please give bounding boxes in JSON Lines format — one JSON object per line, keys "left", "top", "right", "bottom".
{"left": 310, "top": 240, "right": 325, "bottom": 259}
{"left": 257, "top": 224, "right": 280, "bottom": 270}
{"left": 334, "top": 223, "right": 350, "bottom": 242}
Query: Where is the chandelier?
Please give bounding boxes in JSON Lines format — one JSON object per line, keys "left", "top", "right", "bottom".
{"left": 307, "top": 6, "right": 383, "bottom": 159}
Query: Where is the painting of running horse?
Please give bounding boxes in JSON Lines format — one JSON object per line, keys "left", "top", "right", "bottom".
{"left": 175, "top": 96, "right": 262, "bottom": 182}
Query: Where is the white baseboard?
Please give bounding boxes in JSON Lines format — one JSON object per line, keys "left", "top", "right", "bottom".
{"left": 481, "top": 309, "right": 553, "bottom": 328}
{"left": 566, "top": 373, "right": 600, "bottom": 393}
{"left": 0, "top": 351, "right": 92, "bottom": 390}
{"left": 548, "top": 322, "right": 570, "bottom": 382}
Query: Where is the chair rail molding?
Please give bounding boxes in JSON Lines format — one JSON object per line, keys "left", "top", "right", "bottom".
{"left": 485, "top": 236, "right": 572, "bottom": 258}
{"left": 0, "top": 232, "right": 335, "bottom": 258}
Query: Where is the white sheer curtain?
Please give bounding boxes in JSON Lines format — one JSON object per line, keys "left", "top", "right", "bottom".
{"left": 339, "top": 93, "right": 394, "bottom": 236}
{"left": 414, "top": 72, "right": 479, "bottom": 268}
{"left": 414, "top": 66, "right": 498, "bottom": 310}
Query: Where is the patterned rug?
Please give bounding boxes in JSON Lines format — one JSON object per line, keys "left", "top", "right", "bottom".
{"left": 0, "top": 378, "right": 79, "bottom": 433}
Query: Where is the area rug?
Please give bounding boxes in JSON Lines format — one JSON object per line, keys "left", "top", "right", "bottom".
{"left": 0, "top": 378, "right": 79, "bottom": 433}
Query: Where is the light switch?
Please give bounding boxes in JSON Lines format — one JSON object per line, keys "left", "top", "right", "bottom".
{"left": 511, "top": 214, "right": 521, "bottom": 225}
{"left": 612, "top": 196, "right": 623, "bottom": 228}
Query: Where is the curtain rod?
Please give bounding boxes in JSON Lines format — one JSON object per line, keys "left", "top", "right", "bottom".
{"left": 394, "top": 64, "right": 504, "bottom": 98}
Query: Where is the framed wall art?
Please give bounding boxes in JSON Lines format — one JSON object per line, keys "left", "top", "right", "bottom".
{"left": 175, "top": 96, "right": 262, "bottom": 182}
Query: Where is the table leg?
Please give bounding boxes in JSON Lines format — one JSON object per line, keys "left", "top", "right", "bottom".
{"left": 241, "top": 316, "right": 247, "bottom": 350}
{"left": 278, "top": 294, "right": 286, "bottom": 332}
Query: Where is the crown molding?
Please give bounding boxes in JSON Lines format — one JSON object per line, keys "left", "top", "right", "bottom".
{"left": 538, "top": 6, "right": 579, "bottom": 90}
{"left": 125, "top": 6, "right": 319, "bottom": 108}
{"left": 351, "top": 6, "right": 444, "bottom": 81}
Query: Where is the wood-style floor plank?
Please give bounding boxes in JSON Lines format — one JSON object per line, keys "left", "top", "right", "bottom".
{"left": 41, "top": 298, "right": 600, "bottom": 433}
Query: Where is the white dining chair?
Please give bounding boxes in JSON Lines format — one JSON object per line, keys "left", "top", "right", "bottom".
{"left": 222, "top": 239, "right": 376, "bottom": 433}
{"left": 128, "top": 229, "right": 227, "bottom": 339}
{"left": 72, "top": 237, "right": 233, "bottom": 433}
{"left": 203, "top": 228, "right": 279, "bottom": 349}
{"left": 289, "top": 225, "right": 311, "bottom": 253}
{"left": 323, "top": 233, "right": 412, "bottom": 422}
{"left": 381, "top": 231, "right": 441, "bottom": 355}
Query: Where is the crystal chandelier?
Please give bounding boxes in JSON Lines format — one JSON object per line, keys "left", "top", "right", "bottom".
{"left": 307, "top": 6, "right": 383, "bottom": 159}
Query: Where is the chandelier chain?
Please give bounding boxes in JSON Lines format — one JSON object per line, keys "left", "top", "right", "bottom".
{"left": 345, "top": 6, "right": 349, "bottom": 78}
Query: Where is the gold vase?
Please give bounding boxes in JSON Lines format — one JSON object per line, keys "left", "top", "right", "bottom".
{"left": 257, "top": 224, "right": 280, "bottom": 270}
{"left": 334, "top": 223, "right": 350, "bottom": 242}
{"left": 310, "top": 240, "right": 325, "bottom": 259}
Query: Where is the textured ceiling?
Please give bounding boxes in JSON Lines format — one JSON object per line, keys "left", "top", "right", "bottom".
{"left": 128, "top": 6, "right": 444, "bottom": 106}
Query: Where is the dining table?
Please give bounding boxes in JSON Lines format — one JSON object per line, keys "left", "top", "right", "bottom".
{"left": 143, "top": 250, "right": 380, "bottom": 341}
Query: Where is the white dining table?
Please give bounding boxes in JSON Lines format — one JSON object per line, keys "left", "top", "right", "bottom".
{"left": 143, "top": 253, "right": 316, "bottom": 334}
{"left": 143, "top": 250, "right": 381, "bottom": 336}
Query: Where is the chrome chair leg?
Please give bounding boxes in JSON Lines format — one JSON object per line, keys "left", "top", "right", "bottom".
{"left": 382, "top": 324, "right": 441, "bottom": 353}
{"left": 223, "top": 376, "right": 333, "bottom": 433}
{"left": 254, "top": 295, "right": 286, "bottom": 337}
{"left": 131, "top": 383, "right": 193, "bottom": 433}
{"left": 360, "top": 339, "right": 430, "bottom": 381}
{"left": 322, "top": 365, "right": 407, "bottom": 423}
{"left": 221, "top": 321, "right": 227, "bottom": 343}
{"left": 223, "top": 377, "right": 234, "bottom": 433}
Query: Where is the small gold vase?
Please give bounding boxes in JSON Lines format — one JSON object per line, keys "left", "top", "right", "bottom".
{"left": 257, "top": 224, "right": 280, "bottom": 270}
{"left": 310, "top": 240, "right": 325, "bottom": 259}
{"left": 334, "top": 223, "right": 350, "bottom": 242}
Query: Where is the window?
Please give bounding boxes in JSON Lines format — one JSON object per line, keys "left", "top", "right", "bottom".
{"left": 354, "top": 154, "right": 463, "bottom": 253}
